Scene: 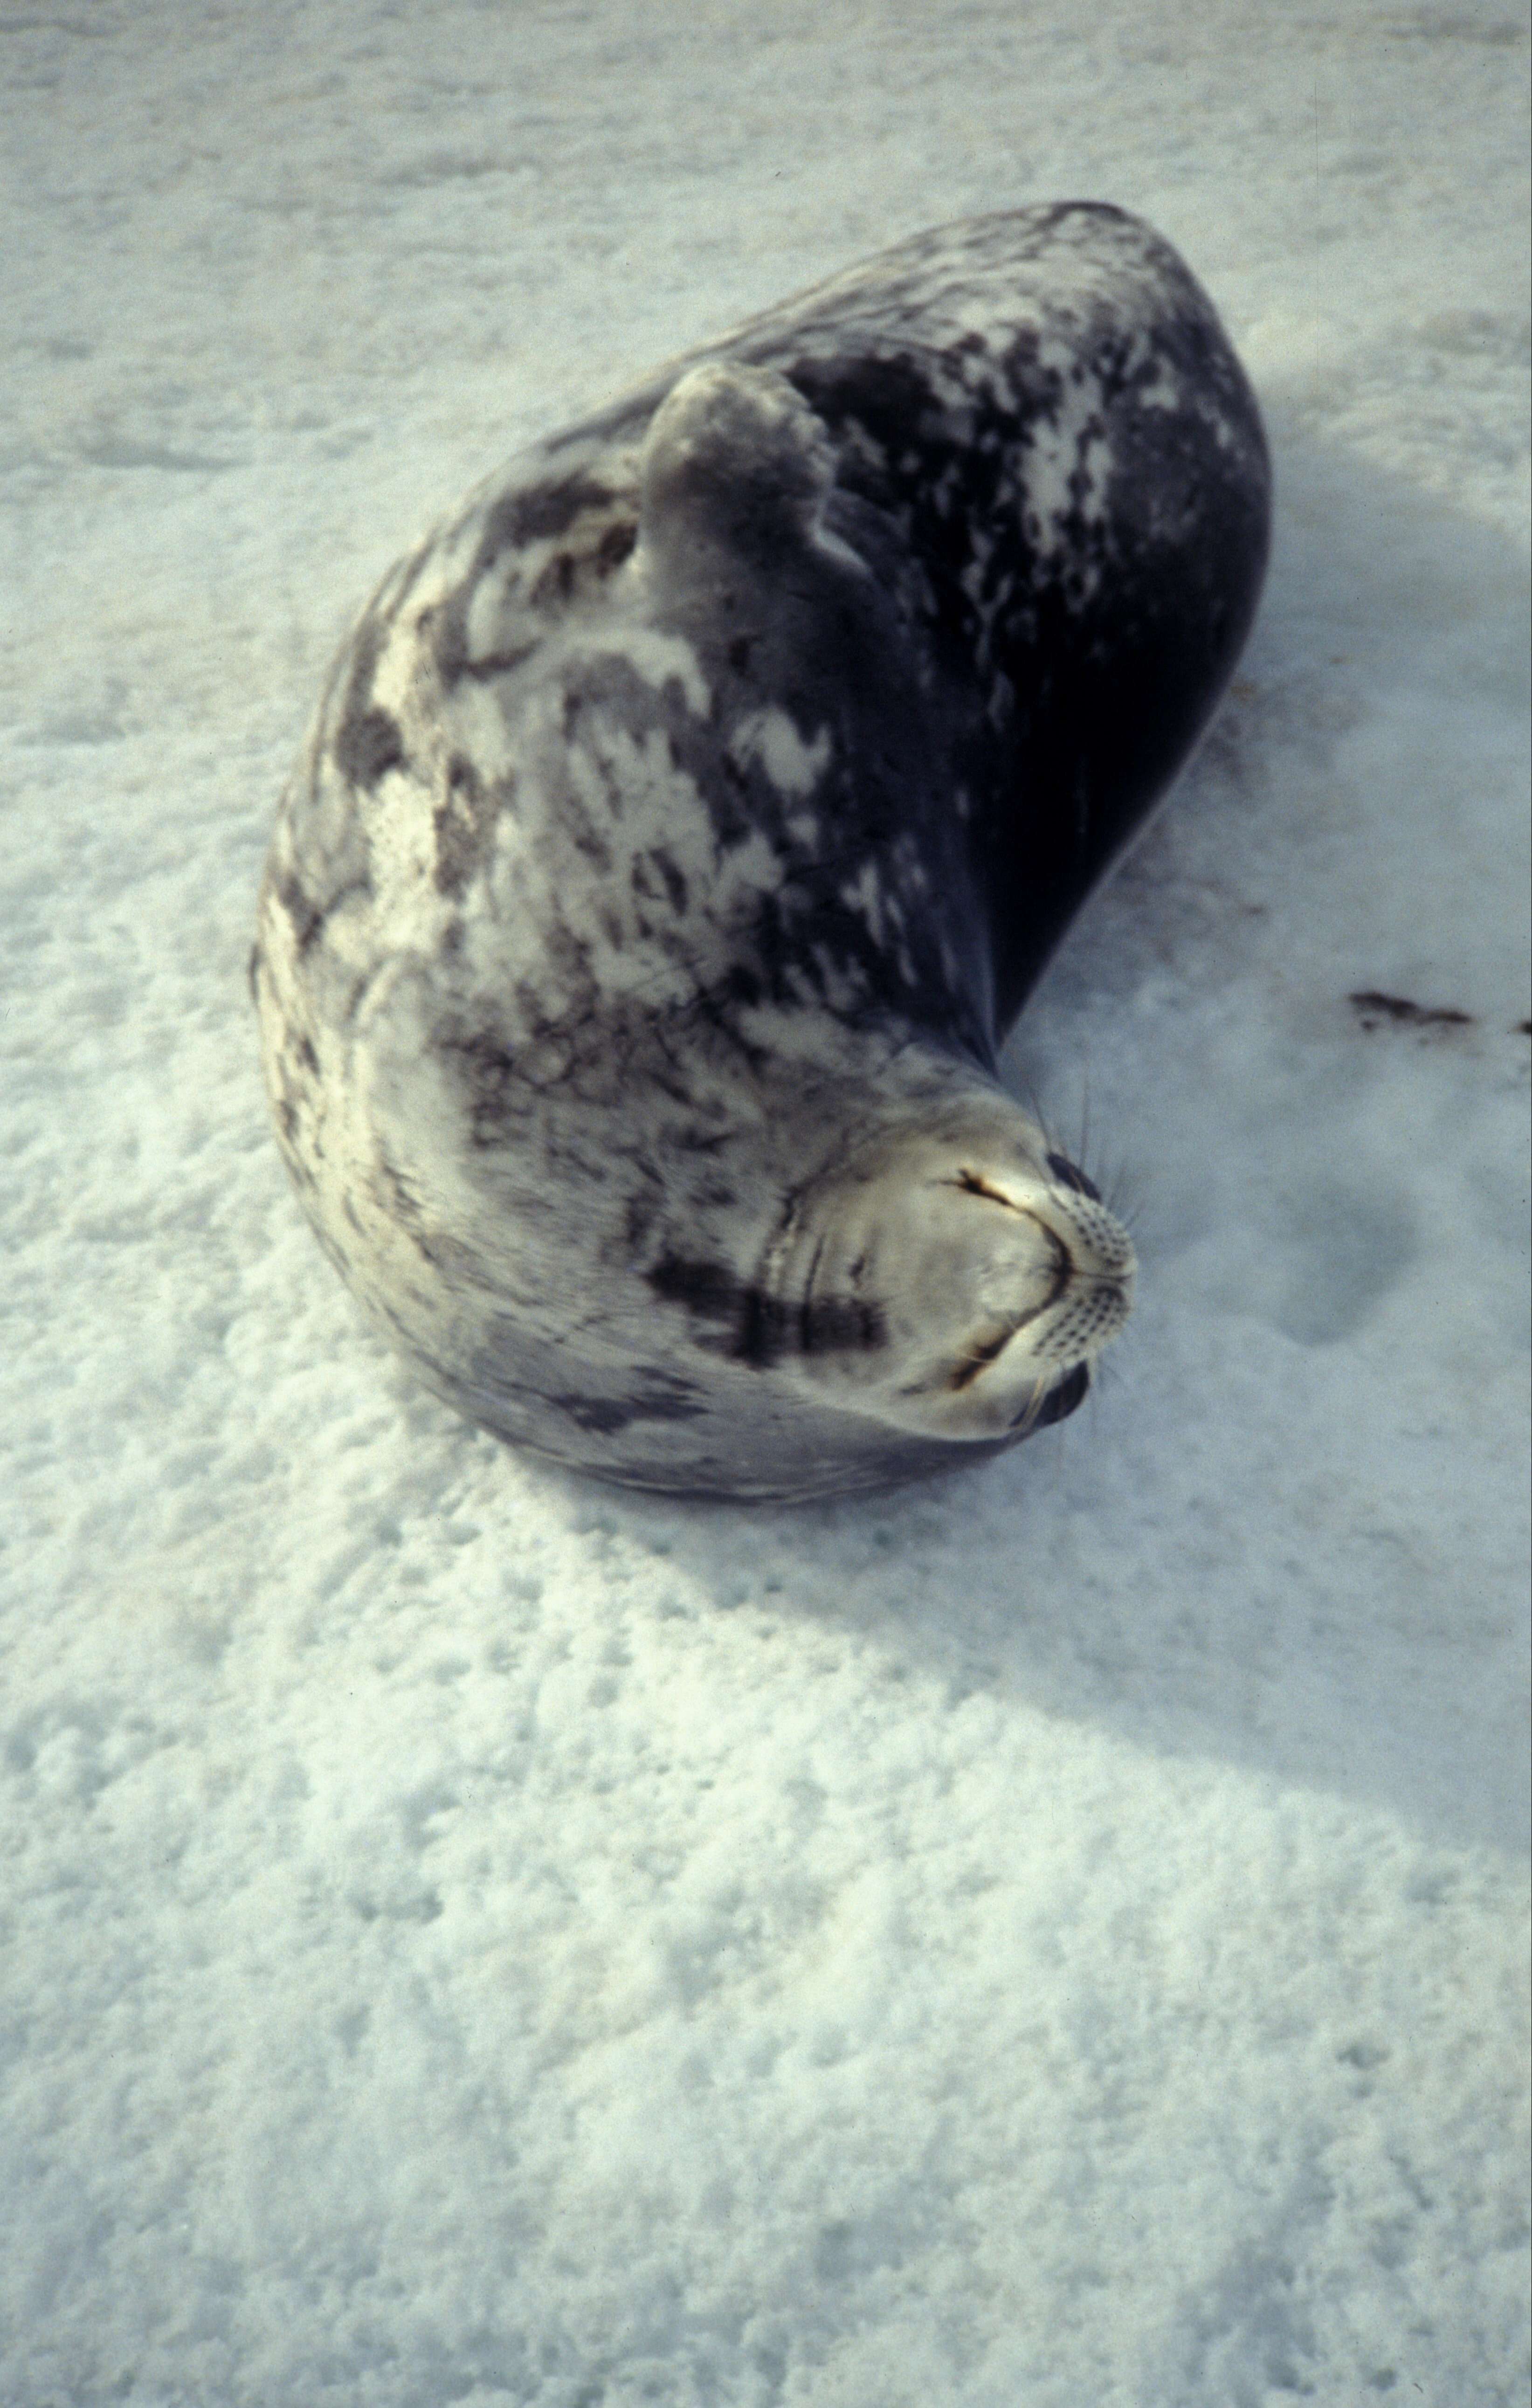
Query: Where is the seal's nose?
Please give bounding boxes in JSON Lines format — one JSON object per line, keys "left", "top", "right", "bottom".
{"left": 1021, "top": 1175, "right": 1136, "bottom": 1371}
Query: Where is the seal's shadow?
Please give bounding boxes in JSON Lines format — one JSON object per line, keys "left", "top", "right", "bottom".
{"left": 534, "top": 422, "right": 1528, "bottom": 1862}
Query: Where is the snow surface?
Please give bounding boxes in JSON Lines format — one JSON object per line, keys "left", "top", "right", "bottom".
{"left": 1, "top": 4, "right": 1528, "bottom": 2403}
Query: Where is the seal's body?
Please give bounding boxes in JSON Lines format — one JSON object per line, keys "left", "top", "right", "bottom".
{"left": 254, "top": 205, "right": 1270, "bottom": 1499}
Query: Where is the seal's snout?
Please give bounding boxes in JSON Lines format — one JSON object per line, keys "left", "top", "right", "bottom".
{"left": 925, "top": 1159, "right": 1135, "bottom": 1433}
{"left": 1020, "top": 1173, "right": 1136, "bottom": 1370}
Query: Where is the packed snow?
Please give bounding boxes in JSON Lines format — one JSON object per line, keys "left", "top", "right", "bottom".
{"left": 1, "top": 4, "right": 1527, "bottom": 2403}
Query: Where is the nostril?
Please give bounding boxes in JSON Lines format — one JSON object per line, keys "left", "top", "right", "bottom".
{"left": 1045, "top": 1151, "right": 1102, "bottom": 1202}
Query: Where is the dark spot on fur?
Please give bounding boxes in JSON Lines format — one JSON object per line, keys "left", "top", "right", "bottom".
{"left": 375, "top": 1150, "right": 425, "bottom": 1228}
{"left": 722, "top": 962, "right": 763, "bottom": 1009}
{"left": 596, "top": 521, "right": 637, "bottom": 574}
{"left": 623, "top": 1188, "right": 664, "bottom": 1252}
{"left": 480, "top": 473, "right": 614, "bottom": 556}
{"left": 794, "top": 1293, "right": 888, "bottom": 1356}
{"left": 434, "top": 755, "right": 501, "bottom": 897}
{"left": 530, "top": 550, "right": 578, "bottom": 609}
{"left": 277, "top": 870, "right": 371, "bottom": 959}
{"left": 551, "top": 1395, "right": 640, "bottom": 1435}
{"left": 650, "top": 1253, "right": 747, "bottom": 1311}
{"left": 569, "top": 814, "right": 614, "bottom": 873}
{"left": 632, "top": 847, "right": 689, "bottom": 915}
{"left": 648, "top": 1253, "right": 886, "bottom": 1368}
{"left": 549, "top": 1377, "right": 708, "bottom": 1436}
{"left": 415, "top": 1230, "right": 469, "bottom": 1279}
{"left": 334, "top": 704, "right": 405, "bottom": 790}
{"left": 419, "top": 603, "right": 464, "bottom": 686}
{"left": 247, "top": 941, "right": 262, "bottom": 1003}
{"left": 727, "top": 634, "right": 756, "bottom": 674}
{"left": 297, "top": 1035, "right": 319, "bottom": 1076}
{"left": 421, "top": 600, "right": 537, "bottom": 690}
{"left": 652, "top": 847, "right": 688, "bottom": 915}
{"left": 277, "top": 873, "right": 325, "bottom": 954}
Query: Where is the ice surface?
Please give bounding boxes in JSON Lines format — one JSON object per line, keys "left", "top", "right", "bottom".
{"left": 1, "top": 4, "right": 1528, "bottom": 2403}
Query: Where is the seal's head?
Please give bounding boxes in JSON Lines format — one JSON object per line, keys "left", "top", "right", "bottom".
{"left": 758, "top": 1104, "right": 1135, "bottom": 1448}
{"left": 637, "top": 359, "right": 838, "bottom": 575}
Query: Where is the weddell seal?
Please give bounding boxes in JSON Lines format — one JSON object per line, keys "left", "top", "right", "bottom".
{"left": 253, "top": 204, "right": 1270, "bottom": 1500}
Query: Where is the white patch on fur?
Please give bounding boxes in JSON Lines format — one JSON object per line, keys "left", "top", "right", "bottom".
{"left": 729, "top": 707, "right": 832, "bottom": 798}
{"left": 603, "top": 625, "right": 712, "bottom": 719}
